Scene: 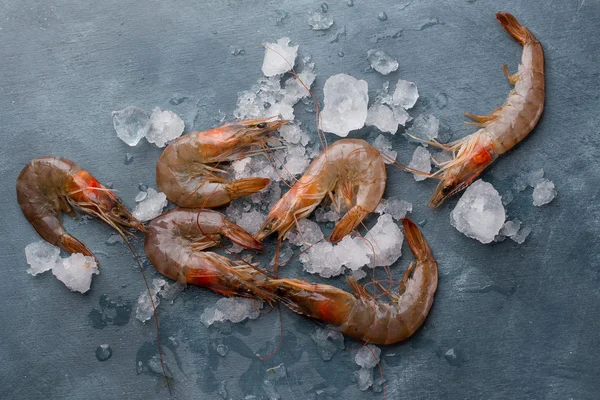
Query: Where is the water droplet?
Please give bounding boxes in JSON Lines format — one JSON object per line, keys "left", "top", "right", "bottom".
{"left": 435, "top": 92, "right": 448, "bottom": 109}
{"left": 320, "top": 2, "right": 329, "bottom": 13}
{"left": 216, "top": 344, "right": 229, "bottom": 357}
{"left": 231, "top": 48, "right": 245, "bottom": 56}
{"left": 347, "top": 0, "right": 354, "bottom": 6}
{"left": 124, "top": 153, "right": 134, "bottom": 165}
{"left": 337, "top": 51, "right": 345, "bottom": 57}
{"left": 138, "top": 183, "right": 148, "bottom": 192}
{"left": 378, "top": 12, "right": 388, "bottom": 21}
{"left": 105, "top": 234, "right": 123, "bottom": 246}
{"left": 218, "top": 381, "right": 228, "bottom": 399}
{"left": 418, "top": 219, "right": 428, "bottom": 227}
{"left": 212, "top": 30, "right": 217, "bottom": 34}
{"left": 444, "top": 348, "right": 463, "bottom": 366}
{"left": 105, "top": 182, "right": 113, "bottom": 189}
{"left": 95, "top": 344, "right": 113, "bottom": 361}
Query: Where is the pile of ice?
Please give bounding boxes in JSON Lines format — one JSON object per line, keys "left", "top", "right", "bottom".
{"left": 450, "top": 180, "right": 506, "bottom": 244}
{"left": 296, "top": 213, "right": 404, "bottom": 278}
{"left": 406, "top": 113, "right": 440, "bottom": 143}
{"left": 133, "top": 188, "right": 168, "bottom": 222}
{"left": 366, "top": 80, "right": 419, "bottom": 134}
{"left": 25, "top": 241, "right": 99, "bottom": 293}
{"left": 113, "top": 106, "right": 184, "bottom": 147}
{"left": 262, "top": 37, "right": 298, "bottom": 77}
{"left": 136, "top": 278, "right": 185, "bottom": 322}
{"left": 354, "top": 345, "right": 381, "bottom": 391}
{"left": 307, "top": 10, "right": 334, "bottom": 30}
{"left": 320, "top": 74, "right": 369, "bottom": 137}
{"left": 367, "top": 50, "right": 398, "bottom": 75}
{"left": 200, "top": 297, "right": 263, "bottom": 326}
{"left": 408, "top": 146, "right": 432, "bottom": 181}
{"left": 495, "top": 219, "right": 532, "bottom": 244}
{"left": 375, "top": 197, "right": 413, "bottom": 220}
{"left": 513, "top": 168, "right": 557, "bottom": 206}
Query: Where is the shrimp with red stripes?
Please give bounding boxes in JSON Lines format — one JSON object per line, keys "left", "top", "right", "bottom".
{"left": 427, "top": 12, "right": 545, "bottom": 207}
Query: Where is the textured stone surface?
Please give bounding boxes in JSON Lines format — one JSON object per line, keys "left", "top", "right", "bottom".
{"left": 2, "top": 1, "right": 599, "bottom": 399}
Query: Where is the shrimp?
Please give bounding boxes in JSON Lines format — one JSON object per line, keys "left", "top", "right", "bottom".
{"left": 16, "top": 156, "right": 144, "bottom": 258}
{"left": 144, "top": 207, "right": 275, "bottom": 301}
{"left": 255, "top": 138, "right": 386, "bottom": 243}
{"left": 428, "top": 12, "right": 544, "bottom": 207}
{"left": 258, "top": 218, "right": 437, "bottom": 345}
{"left": 156, "top": 118, "right": 289, "bottom": 208}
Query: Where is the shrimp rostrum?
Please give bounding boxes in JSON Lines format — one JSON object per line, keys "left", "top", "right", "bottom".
{"left": 16, "top": 156, "right": 144, "bottom": 258}
{"left": 259, "top": 218, "right": 438, "bottom": 345}
{"left": 255, "top": 139, "right": 386, "bottom": 243}
{"left": 156, "top": 118, "right": 289, "bottom": 208}
{"left": 428, "top": 12, "right": 544, "bottom": 207}
{"left": 144, "top": 207, "right": 274, "bottom": 301}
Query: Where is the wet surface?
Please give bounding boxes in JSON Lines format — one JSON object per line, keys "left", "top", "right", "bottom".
{"left": 1, "top": 0, "right": 600, "bottom": 399}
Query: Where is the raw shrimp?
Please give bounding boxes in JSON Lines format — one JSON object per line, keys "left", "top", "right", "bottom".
{"left": 427, "top": 12, "right": 544, "bottom": 207}
{"left": 259, "top": 218, "right": 437, "bottom": 345}
{"left": 16, "top": 156, "right": 144, "bottom": 257}
{"left": 144, "top": 207, "right": 274, "bottom": 300}
{"left": 255, "top": 139, "right": 386, "bottom": 243}
{"left": 156, "top": 118, "right": 289, "bottom": 208}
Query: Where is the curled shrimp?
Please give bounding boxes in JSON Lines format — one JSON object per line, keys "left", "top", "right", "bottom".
{"left": 255, "top": 138, "right": 386, "bottom": 243}
{"left": 427, "top": 12, "right": 544, "bottom": 207}
{"left": 16, "top": 156, "right": 144, "bottom": 258}
{"left": 258, "top": 218, "right": 437, "bottom": 345}
{"left": 144, "top": 207, "right": 275, "bottom": 301}
{"left": 156, "top": 118, "right": 289, "bottom": 208}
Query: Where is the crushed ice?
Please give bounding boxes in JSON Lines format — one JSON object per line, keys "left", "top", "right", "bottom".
{"left": 262, "top": 37, "right": 298, "bottom": 77}
{"left": 113, "top": 106, "right": 183, "bottom": 147}
{"left": 146, "top": 107, "right": 185, "bottom": 147}
{"left": 200, "top": 297, "right": 263, "bottom": 326}
{"left": 136, "top": 278, "right": 185, "bottom": 322}
{"left": 408, "top": 146, "right": 432, "bottom": 181}
{"left": 367, "top": 50, "right": 398, "bottom": 75}
{"left": 355, "top": 345, "right": 381, "bottom": 391}
{"left": 133, "top": 188, "right": 168, "bottom": 222}
{"left": 320, "top": 74, "right": 369, "bottom": 137}
{"left": 308, "top": 10, "right": 334, "bottom": 30}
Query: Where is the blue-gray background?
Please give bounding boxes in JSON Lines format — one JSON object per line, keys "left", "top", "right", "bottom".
{"left": 1, "top": 0, "right": 599, "bottom": 399}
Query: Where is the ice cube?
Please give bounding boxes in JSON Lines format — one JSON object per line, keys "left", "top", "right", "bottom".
{"left": 367, "top": 50, "right": 399, "bottom": 75}
{"left": 320, "top": 74, "right": 369, "bottom": 137}
{"left": 408, "top": 146, "right": 432, "bottom": 181}
{"left": 406, "top": 114, "right": 439, "bottom": 143}
{"left": 392, "top": 80, "right": 419, "bottom": 110}
{"left": 532, "top": 179, "right": 556, "bottom": 206}
{"left": 310, "top": 326, "right": 345, "bottom": 361}
{"left": 112, "top": 106, "right": 151, "bottom": 146}
{"left": 307, "top": 11, "right": 334, "bottom": 30}
{"left": 525, "top": 168, "right": 545, "bottom": 187}
{"left": 236, "top": 211, "right": 266, "bottom": 235}
{"left": 365, "top": 214, "right": 404, "bottom": 267}
{"left": 132, "top": 188, "right": 168, "bottom": 222}
{"left": 500, "top": 219, "right": 521, "bottom": 237}
{"left": 52, "top": 253, "right": 99, "bottom": 293}
{"left": 286, "top": 219, "right": 324, "bottom": 246}
{"left": 375, "top": 198, "right": 412, "bottom": 220}
{"left": 25, "top": 241, "right": 61, "bottom": 276}
{"left": 146, "top": 108, "right": 185, "bottom": 147}
{"left": 355, "top": 367, "right": 374, "bottom": 391}
{"left": 355, "top": 345, "right": 381, "bottom": 368}
{"left": 450, "top": 180, "right": 506, "bottom": 244}
{"left": 372, "top": 134, "right": 397, "bottom": 164}
{"left": 200, "top": 297, "right": 262, "bottom": 326}
{"left": 262, "top": 37, "right": 299, "bottom": 77}
{"left": 366, "top": 104, "right": 397, "bottom": 134}
{"left": 511, "top": 225, "right": 532, "bottom": 244}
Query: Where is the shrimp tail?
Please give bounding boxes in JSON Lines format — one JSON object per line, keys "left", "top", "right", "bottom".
{"left": 227, "top": 178, "right": 271, "bottom": 199}
{"left": 60, "top": 233, "right": 94, "bottom": 258}
{"left": 222, "top": 220, "right": 264, "bottom": 253}
{"left": 496, "top": 12, "right": 535, "bottom": 45}
{"left": 329, "top": 205, "right": 370, "bottom": 243}
{"left": 401, "top": 218, "right": 432, "bottom": 262}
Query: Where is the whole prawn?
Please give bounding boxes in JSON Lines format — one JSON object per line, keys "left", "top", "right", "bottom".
{"left": 255, "top": 138, "right": 386, "bottom": 243}
{"left": 258, "top": 218, "right": 437, "bottom": 345}
{"left": 428, "top": 12, "right": 544, "bottom": 207}
{"left": 16, "top": 156, "right": 144, "bottom": 257}
{"left": 144, "top": 207, "right": 274, "bottom": 301}
{"left": 156, "top": 118, "right": 289, "bottom": 208}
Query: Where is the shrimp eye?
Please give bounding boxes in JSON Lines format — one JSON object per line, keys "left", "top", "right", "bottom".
{"left": 256, "top": 122, "right": 267, "bottom": 129}
{"left": 441, "top": 185, "right": 453, "bottom": 196}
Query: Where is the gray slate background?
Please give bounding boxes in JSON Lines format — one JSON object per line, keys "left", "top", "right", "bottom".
{"left": 1, "top": 0, "right": 599, "bottom": 399}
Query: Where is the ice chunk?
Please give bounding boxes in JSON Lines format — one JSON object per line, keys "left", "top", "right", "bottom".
{"left": 511, "top": 225, "right": 532, "bottom": 244}
{"left": 159, "top": 281, "right": 185, "bottom": 302}
{"left": 532, "top": 179, "right": 556, "bottom": 206}
{"left": 315, "top": 207, "right": 341, "bottom": 222}
{"left": 310, "top": 326, "right": 345, "bottom": 361}
{"left": 286, "top": 219, "right": 324, "bottom": 246}
{"left": 525, "top": 168, "right": 545, "bottom": 187}
{"left": 146, "top": 108, "right": 185, "bottom": 147}
{"left": 365, "top": 214, "right": 403, "bottom": 266}
{"left": 136, "top": 278, "right": 167, "bottom": 322}
{"left": 375, "top": 197, "right": 412, "bottom": 220}
{"left": 308, "top": 11, "right": 334, "bottom": 30}
{"left": 236, "top": 210, "right": 266, "bottom": 235}
{"left": 200, "top": 297, "right": 262, "bottom": 326}
{"left": 133, "top": 188, "right": 168, "bottom": 222}
{"left": 279, "top": 124, "right": 310, "bottom": 146}
{"left": 392, "top": 80, "right": 419, "bottom": 110}
{"left": 372, "top": 134, "right": 397, "bottom": 164}
{"left": 300, "top": 241, "right": 344, "bottom": 278}
{"left": 500, "top": 219, "right": 521, "bottom": 237}
{"left": 355, "top": 367, "right": 374, "bottom": 391}
{"left": 355, "top": 345, "right": 381, "bottom": 368}
{"left": 134, "top": 190, "right": 148, "bottom": 202}
{"left": 52, "top": 253, "right": 99, "bottom": 293}
{"left": 25, "top": 241, "right": 61, "bottom": 276}
{"left": 283, "top": 144, "right": 310, "bottom": 176}
{"left": 367, "top": 50, "right": 398, "bottom": 75}
{"left": 408, "top": 146, "right": 432, "bottom": 181}
{"left": 262, "top": 37, "right": 299, "bottom": 77}
{"left": 333, "top": 236, "right": 371, "bottom": 270}
{"left": 366, "top": 104, "right": 397, "bottom": 134}
{"left": 112, "top": 106, "right": 151, "bottom": 146}
{"left": 450, "top": 180, "right": 506, "bottom": 244}
{"left": 320, "top": 74, "right": 369, "bottom": 137}
{"left": 406, "top": 114, "right": 439, "bottom": 142}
